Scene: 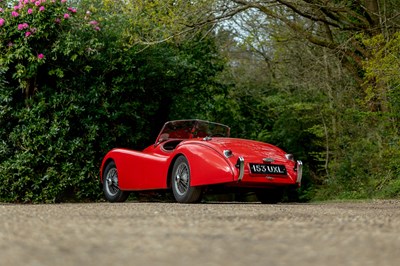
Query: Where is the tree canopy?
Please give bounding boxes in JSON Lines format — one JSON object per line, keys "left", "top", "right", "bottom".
{"left": 208, "top": 0, "right": 400, "bottom": 199}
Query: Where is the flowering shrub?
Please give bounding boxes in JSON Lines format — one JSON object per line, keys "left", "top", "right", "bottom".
{"left": 0, "top": 0, "right": 100, "bottom": 96}
{"left": 0, "top": 0, "right": 107, "bottom": 202}
{"left": 0, "top": 0, "right": 224, "bottom": 203}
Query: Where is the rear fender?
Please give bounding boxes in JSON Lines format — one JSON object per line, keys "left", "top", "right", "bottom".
{"left": 172, "top": 143, "right": 235, "bottom": 186}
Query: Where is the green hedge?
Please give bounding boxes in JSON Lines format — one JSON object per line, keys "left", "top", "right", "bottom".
{"left": 0, "top": 0, "right": 224, "bottom": 202}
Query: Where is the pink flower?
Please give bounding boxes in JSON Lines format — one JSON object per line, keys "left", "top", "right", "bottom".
{"left": 11, "top": 11, "right": 19, "bottom": 17}
{"left": 24, "top": 0, "right": 29, "bottom": 4}
{"left": 63, "top": 13, "right": 69, "bottom": 19}
{"left": 0, "top": 18, "right": 5, "bottom": 27}
{"left": 89, "top": 20, "right": 98, "bottom": 25}
{"left": 25, "top": 31, "right": 31, "bottom": 37}
{"left": 0, "top": 8, "right": 3, "bottom": 13}
{"left": 37, "top": 53, "right": 44, "bottom": 59}
{"left": 30, "top": 27, "right": 37, "bottom": 33}
{"left": 27, "top": 8, "right": 33, "bottom": 14}
{"left": 18, "top": 23, "right": 29, "bottom": 30}
{"left": 14, "top": 4, "right": 24, "bottom": 10}
{"left": 35, "top": 1, "right": 40, "bottom": 6}
{"left": 61, "top": 0, "right": 67, "bottom": 3}
{"left": 30, "top": 0, "right": 36, "bottom": 3}
{"left": 94, "top": 26, "right": 100, "bottom": 31}
{"left": 55, "top": 18, "right": 61, "bottom": 24}
{"left": 39, "top": 6, "right": 45, "bottom": 12}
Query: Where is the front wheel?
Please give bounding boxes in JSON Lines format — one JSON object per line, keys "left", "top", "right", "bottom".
{"left": 171, "top": 156, "right": 202, "bottom": 203}
{"left": 103, "top": 161, "right": 130, "bottom": 202}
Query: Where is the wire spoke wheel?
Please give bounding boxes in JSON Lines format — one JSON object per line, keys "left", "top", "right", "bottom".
{"left": 105, "top": 167, "right": 119, "bottom": 196}
{"left": 172, "top": 156, "right": 202, "bottom": 203}
{"left": 175, "top": 163, "right": 190, "bottom": 196}
{"left": 102, "top": 161, "right": 130, "bottom": 203}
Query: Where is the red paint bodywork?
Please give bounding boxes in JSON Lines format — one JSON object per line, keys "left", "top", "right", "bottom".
{"left": 100, "top": 120, "right": 301, "bottom": 191}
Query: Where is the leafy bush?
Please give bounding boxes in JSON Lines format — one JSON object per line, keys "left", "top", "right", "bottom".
{"left": 0, "top": 0, "right": 225, "bottom": 202}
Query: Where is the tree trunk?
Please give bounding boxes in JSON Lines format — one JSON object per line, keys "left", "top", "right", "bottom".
{"left": 364, "top": 0, "right": 381, "bottom": 35}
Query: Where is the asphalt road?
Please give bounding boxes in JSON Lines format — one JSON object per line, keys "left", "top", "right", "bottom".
{"left": 1, "top": 200, "right": 399, "bottom": 266}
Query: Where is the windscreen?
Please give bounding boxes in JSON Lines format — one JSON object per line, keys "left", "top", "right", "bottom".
{"left": 156, "top": 120, "right": 230, "bottom": 144}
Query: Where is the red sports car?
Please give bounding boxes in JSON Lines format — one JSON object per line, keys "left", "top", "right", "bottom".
{"left": 100, "top": 119, "right": 303, "bottom": 203}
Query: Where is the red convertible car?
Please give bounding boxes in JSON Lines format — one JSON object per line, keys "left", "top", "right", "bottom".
{"left": 100, "top": 119, "right": 302, "bottom": 203}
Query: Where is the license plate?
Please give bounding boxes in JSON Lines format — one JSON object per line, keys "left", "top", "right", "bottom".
{"left": 249, "top": 163, "right": 287, "bottom": 175}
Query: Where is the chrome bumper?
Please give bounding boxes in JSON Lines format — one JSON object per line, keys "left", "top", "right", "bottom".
{"left": 236, "top": 157, "right": 302, "bottom": 184}
{"left": 236, "top": 156, "right": 245, "bottom": 182}
{"left": 296, "top": 160, "right": 303, "bottom": 183}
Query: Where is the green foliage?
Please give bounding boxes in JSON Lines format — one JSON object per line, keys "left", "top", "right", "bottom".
{"left": 213, "top": 1, "right": 400, "bottom": 201}
{"left": 0, "top": 0, "right": 82, "bottom": 95}
{"left": 362, "top": 33, "right": 400, "bottom": 115}
{"left": 314, "top": 109, "right": 400, "bottom": 200}
{"left": 0, "top": 0, "right": 225, "bottom": 202}
{"left": 312, "top": 32, "right": 400, "bottom": 200}
{"left": 99, "top": 0, "right": 215, "bottom": 45}
{"left": 211, "top": 13, "right": 400, "bottom": 201}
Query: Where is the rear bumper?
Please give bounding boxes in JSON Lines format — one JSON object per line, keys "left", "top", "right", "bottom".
{"left": 235, "top": 157, "right": 303, "bottom": 185}
{"left": 236, "top": 156, "right": 245, "bottom": 181}
{"left": 296, "top": 160, "right": 303, "bottom": 184}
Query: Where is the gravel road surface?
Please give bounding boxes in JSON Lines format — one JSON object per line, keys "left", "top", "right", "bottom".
{"left": 1, "top": 200, "right": 399, "bottom": 266}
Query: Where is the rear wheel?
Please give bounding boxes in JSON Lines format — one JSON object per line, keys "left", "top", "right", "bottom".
{"left": 103, "top": 161, "right": 130, "bottom": 202}
{"left": 171, "top": 156, "right": 202, "bottom": 203}
{"left": 256, "top": 188, "right": 284, "bottom": 204}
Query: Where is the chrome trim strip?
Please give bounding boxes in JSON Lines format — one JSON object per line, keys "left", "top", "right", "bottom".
{"left": 296, "top": 160, "right": 303, "bottom": 183}
{"left": 237, "top": 156, "right": 245, "bottom": 182}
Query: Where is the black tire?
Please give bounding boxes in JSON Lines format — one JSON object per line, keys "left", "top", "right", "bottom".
{"left": 171, "top": 155, "right": 202, "bottom": 203}
{"left": 102, "top": 161, "right": 130, "bottom": 203}
{"left": 256, "top": 188, "right": 284, "bottom": 204}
